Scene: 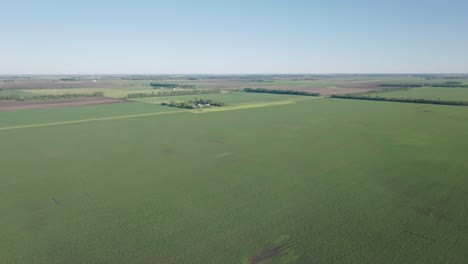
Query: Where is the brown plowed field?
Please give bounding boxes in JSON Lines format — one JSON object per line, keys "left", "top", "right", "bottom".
{"left": 0, "top": 97, "right": 129, "bottom": 111}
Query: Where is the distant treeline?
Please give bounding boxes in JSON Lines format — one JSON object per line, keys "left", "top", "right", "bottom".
{"left": 161, "top": 98, "right": 224, "bottom": 109}
{"left": 0, "top": 92, "right": 103, "bottom": 101}
{"left": 380, "top": 81, "right": 467, "bottom": 88}
{"left": 150, "top": 83, "right": 196, "bottom": 89}
{"left": 243, "top": 88, "right": 320, "bottom": 96}
{"left": 127, "top": 89, "right": 221, "bottom": 98}
{"left": 291, "top": 78, "right": 318, "bottom": 81}
{"left": 330, "top": 94, "right": 468, "bottom": 106}
{"left": 414, "top": 75, "right": 468, "bottom": 80}
{"left": 245, "top": 79, "right": 274, "bottom": 82}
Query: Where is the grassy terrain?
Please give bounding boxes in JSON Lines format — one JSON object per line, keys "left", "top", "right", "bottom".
{"left": 1, "top": 97, "right": 468, "bottom": 263}
{"left": 0, "top": 102, "right": 178, "bottom": 128}
{"left": 367, "top": 87, "right": 468, "bottom": 101}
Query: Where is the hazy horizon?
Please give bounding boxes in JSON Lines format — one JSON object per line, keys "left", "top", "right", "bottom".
{"left": 2, "top": 0, "right": 467, "bottom": 74}
{"left": 2, "top": 73, "right": 468, "bottom": 76}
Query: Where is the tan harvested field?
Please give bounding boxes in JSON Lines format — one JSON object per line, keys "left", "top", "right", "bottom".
{"left": 0, "top": 97, "right": 129, "bottom": 111}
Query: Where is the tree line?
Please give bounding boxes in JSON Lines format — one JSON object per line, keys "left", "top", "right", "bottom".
{"left": 161, "top": 98, "right": 225, "bottom": 109}
{"left": 127, "top": 89, "right": 221, "bottom": 99}
{"left": 330, "top": 94, "right": 468, "bottom": 106}
{"left": 0, "top": 92, "right": 104, "bottom": 101}
{"left": 243, "top": 88, "right": 320, "bottom": 96}
{"left": 150, "top": 83, "right": 196, "bottom": 89}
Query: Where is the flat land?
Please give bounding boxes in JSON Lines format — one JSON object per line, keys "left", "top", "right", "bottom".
{"left": 1, "top": 91, "right": 468, "bottom": 263}
{"left": 0, "top": 97, "right": 129, "bottom": 111}
{"left": 0, "top": 75, "right": 402, "bottom": 96}
{"left": 0, "top": 101, "right": 179, "bottom": 128}
{"left": 368, "top": 87, "right": 468, "bottom": 101}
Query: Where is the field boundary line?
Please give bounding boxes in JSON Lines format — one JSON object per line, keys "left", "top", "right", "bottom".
{"left": 293, "top": 96, "right": 325, "bottom": 101}
{"left": 0, "top": 110, "right": 185, "bottom": 131}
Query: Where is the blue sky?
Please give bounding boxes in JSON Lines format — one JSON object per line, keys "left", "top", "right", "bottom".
{"left": 1, "top": 0, "right": 467, "bottom": 74}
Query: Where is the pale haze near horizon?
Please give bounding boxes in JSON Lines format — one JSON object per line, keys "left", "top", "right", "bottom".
{"left": 1, "top": 0, "right": 467, "bottom": 75}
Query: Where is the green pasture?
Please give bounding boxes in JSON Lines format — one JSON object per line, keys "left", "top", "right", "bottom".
{"left": 0, "top": 102, "right": 178, "bottom": 128}
{"left": 1, "top": 97, "right": 468, "bottom": 263}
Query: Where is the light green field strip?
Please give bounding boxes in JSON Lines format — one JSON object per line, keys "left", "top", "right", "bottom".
{"left": 190, "top": 97, "right": 324, "bottom": 113}
{"left": 190, "top": 100, "right": 297, "bottom": 113}
{"left": 293, "top": 96, "right": 324, "bottom": 101}
{"left": 0, "top": 110, "right": 185, "bottom": 131}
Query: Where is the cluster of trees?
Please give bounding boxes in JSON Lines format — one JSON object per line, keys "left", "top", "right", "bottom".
{"left": 127, "top": 89, "right": 220, "bottom": 99}
{"left": 243, "top": 88, "right": 320, "bottom": 96}
{"left": 150, "top": 83, "right": 196, "bottom": 89}
{"left": 161, "top": 98, "right": 224, "bottom": 109}
{"left": 0, "top": 92, "right": 103, "bottom": 101}
{"left": 380, "top": 81, "right": 467, "bottom": 88}
{"left": 189, "top": 98, "right": 224, "bottom": 106}
{"left": 291, "top": 78, "right": 318, "bottom": 81}
{"left": 330, "top": 94, "right": 468, "bottom": 106}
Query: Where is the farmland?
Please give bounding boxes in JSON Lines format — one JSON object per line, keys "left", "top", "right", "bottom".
{"left": 3, "top": 0, "right": 468, "bottom": 261}
{"left": 1, "top": 85, "right": 468, "bottom": 263}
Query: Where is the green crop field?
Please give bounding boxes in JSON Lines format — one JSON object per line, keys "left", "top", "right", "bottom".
{"left": 0, "top": 102, "right": 180, "bottom": 128}
{"left": 368, "top": 87, "right": 468, "bottom": 101}
{"left": 1, "top": 93, "right": 468, "bottom": 263}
